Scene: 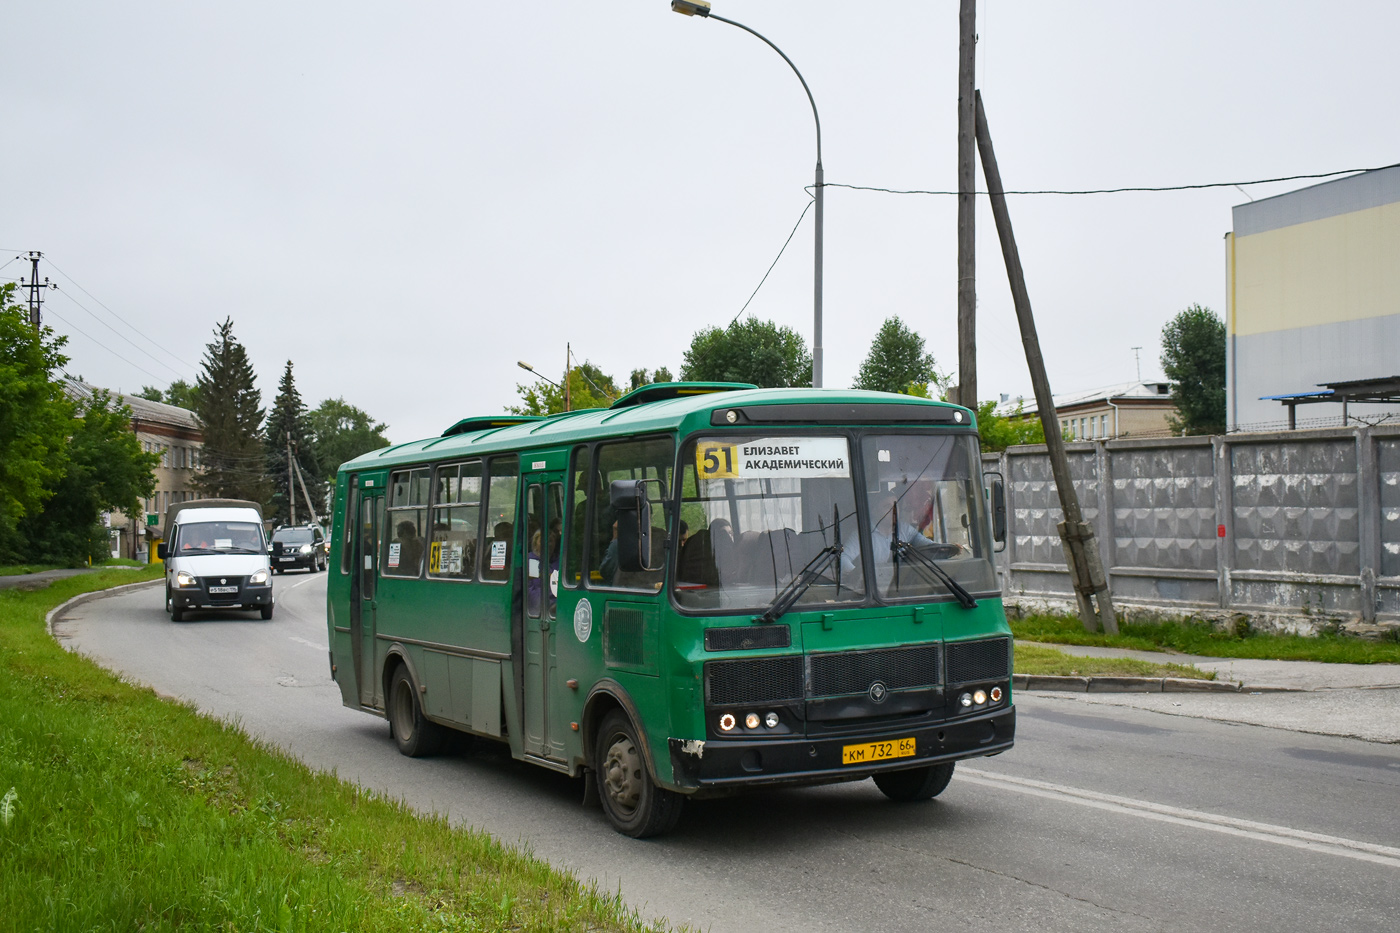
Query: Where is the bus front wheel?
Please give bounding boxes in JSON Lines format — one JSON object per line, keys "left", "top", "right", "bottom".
{"left": 594, "top": 710, "right": 684, "bottom": 838}
{"left": 388, "top": 665, "right": 444, "bottom": 757}
{"left": 874, "top": 761, "right": 956, "bottom": 802}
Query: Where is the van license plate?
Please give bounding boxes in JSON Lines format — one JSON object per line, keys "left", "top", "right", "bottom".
{"left": 841, "top": 736, "right": 916, "bottom": 765}
{"left": 208, "top": 586, "right": 238, "bottom": 594}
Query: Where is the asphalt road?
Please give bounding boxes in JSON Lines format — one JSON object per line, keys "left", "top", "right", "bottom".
{"left": 55, "top": 575, "right": 1400, "bottom": 933}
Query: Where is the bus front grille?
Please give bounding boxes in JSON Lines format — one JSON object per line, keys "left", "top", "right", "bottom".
{"left": 809, "top": 645, "right": 940, "bottom": 696}
{"left": 704, "top": 656, "right": 804, "bottom": 705}
{"left": 946, "top": 637, "right": 1011, "bottom": 684}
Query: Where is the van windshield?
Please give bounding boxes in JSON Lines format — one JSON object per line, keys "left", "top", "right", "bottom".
{"left": 175, "top": 522, "right": 265, "bottom": 555}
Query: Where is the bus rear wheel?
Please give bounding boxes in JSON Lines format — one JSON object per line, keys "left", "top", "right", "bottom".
{"left": 388, "top": 665, "right": 444, "bottom": 757}
{"left": 874, "top": 761, "right": 956, "bottom": 802}
{"left": 594, "top": 710, "right": 684, "bottom": 838}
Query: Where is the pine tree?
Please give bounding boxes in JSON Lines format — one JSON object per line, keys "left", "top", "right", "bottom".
{"left": 265, "top": 360, "right": 322, "bottom": 526}
{"left": 192, "top": 318, "right": 270, "bottom": 504}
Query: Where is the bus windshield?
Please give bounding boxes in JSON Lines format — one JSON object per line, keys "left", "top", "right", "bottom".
{"left": 853, "top": 433, "right": 997, "bottom": 599}
{"left": 675, "top": 435, "right": 865, "bottom": 611}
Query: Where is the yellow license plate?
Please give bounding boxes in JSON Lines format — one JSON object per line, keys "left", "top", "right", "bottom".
{"left": 842, "top": 736, "right": 916, "bottom": 765}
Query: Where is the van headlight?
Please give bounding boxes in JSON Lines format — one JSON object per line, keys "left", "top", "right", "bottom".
{"left": 175, "top": 571, "right": 198, "bottom": 588}
{"left": 249, "top": 570, "right": 270, "bottom": 585}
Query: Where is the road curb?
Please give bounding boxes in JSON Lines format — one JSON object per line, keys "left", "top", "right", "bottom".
{"left": 1012, "top": 673, "right": 1262, "bottom": 694}
{"left": 46, "top": 577, "right": 164, "bottom": 640}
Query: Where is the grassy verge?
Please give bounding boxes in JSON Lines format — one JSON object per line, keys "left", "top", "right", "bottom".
{"left": 1, "top": 569, "right": 671, "bottom": 932}
{"left": 1014, "top": 643, "right": 1213, "bottom": 679}
{"left": 1012, "top": 613, "right": 1400, "bottom": 665}
{"left": 0, "top": 563, "right": 69, "bottom": 576}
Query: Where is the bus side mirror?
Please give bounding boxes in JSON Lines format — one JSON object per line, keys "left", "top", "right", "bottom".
{"left": 157, "top": 543, "right": 169, "bottom": 560}
{"left": 610, "top": 480, "right": 652, "bottom": 574}
{"left": 984, "top": 471, "right": 1007, "bottom": 550}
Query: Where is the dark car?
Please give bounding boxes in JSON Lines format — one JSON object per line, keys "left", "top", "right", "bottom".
{"left": 269, "top": 524, "right": 327, "bottom": 573}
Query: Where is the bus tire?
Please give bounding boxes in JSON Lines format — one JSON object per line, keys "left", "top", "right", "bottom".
{"left": 874, "top": 761, "right": 955, "bottom": 802}
{"left": 388, "top": 664, "right": 444, "bottom": 758}
{"left": 594, "top": 709, "right": 684, "bottom": 838}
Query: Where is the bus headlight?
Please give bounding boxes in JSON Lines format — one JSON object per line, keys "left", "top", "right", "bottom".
{"left": 719, "top": 713, "right": 736, "bottom": 732}
{"left": 249, "top": 570, "right": 269, "bottom": 585}
{"left": 764, "top": 711, "right": 780, "bottom": 728}
{"left": 744, "top": 713, "right": 760, "bottom": 730}
{"left": 175, "top": 571, "right": 198, "bottom": 588}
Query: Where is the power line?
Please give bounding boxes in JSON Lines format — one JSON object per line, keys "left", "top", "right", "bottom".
{"left": 52, "top": 287, "right": 191, "bottom": 381}
{"left": 730, "top": 198, "right": 814, "bottom": 328}
{"left": 817, "top": 161, "right": 1400, "bottom": 198}
{"left": 43, "top": 307, "right": 168, "bottom": 383}
{"left": 42, "top": 258, "right": 195, "bottom": 375}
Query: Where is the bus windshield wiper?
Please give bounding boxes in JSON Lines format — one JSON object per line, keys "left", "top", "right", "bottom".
{"left": 892, "top": 539, "right": 977, "bottom": 609}
{"left": 757, "top": 543, "right": 843, "bottom": 623}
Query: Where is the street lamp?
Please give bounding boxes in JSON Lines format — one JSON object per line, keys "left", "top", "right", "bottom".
{"left": 671, "top": 0, "right": 826, "bottom": 387}
{"left": 517, "top": 360, "right": 561, "bottom": 390}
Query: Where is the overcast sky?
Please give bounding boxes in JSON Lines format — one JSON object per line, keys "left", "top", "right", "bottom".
{"left": 6, "top": 1, "right": 1398, "bottom": 443}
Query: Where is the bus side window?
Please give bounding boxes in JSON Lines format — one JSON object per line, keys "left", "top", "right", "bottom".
{"left": 589, "top": 436, "right": 674, "bottom": 590}
{"left": 428, "top": 461, "right": 481, "bottom": 579}
{"left": 481, "top": 455, "right": 518, "bottom": 583}
{"left": 564, "top": 446, "right": 591, "bottom": 588}
{"left": 383, "top": 468, "right": 429, "bottom": 578}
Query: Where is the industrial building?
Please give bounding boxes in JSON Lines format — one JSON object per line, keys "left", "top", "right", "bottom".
{"left": 1226, "top": 164, "right": 1400, "bottom": 431}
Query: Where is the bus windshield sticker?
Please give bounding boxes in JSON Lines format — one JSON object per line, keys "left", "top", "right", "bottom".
{"left": 388, "top": 542, "right": 401, "bottom": 568}
{"left": 490, "top": 540, "right": 507, "bottom": 570}
{"left": 697, "top": 436, "right": 849, "bottom": 480}
{"left": 573, "top": 598, "right": 593, "bottom": 642}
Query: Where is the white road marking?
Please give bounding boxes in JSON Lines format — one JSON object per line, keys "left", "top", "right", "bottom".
{"left": 961, "top": 767, "right": 1400, "bottom": 869}
{"left": 285, "top": 575, "right": 320, "bottom": 591}
{"left": 287, "top": 635, "right": 328, "bottom": 651}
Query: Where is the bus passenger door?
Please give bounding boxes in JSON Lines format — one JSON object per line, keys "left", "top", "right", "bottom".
{"left": 351, "top": 489, "right": 384, "bottom": 709}
{"left": 521, "top": 476, "right": 565, "bottom": 760}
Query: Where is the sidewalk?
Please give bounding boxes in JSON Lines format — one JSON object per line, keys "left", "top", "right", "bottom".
{"left": 0, "top": 566, "right": 144, "bottom": 591}
{"left": 1018, "top": 640, "right": 1400, "bottom": 692}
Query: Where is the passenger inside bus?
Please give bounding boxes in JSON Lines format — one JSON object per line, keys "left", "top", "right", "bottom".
{"left": 394, "top": 520, "right": 425, "bottom": 576}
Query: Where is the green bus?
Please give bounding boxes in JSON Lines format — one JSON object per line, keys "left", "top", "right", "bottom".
{"left": 326, "top": 383, "right": 1015, "bottom": 837}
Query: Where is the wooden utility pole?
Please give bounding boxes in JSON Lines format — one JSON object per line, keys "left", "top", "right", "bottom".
{"left": 286, "top": 431, "right": 297, "bottom": 526}
{"left": 974, "top": 91, "right": 1118, "bottom": 634}
{"left": 956, "top": 0, "right": 977, "bottom": 409}
{"left": 564, "top": 343, "right": 571, "bottom": 413}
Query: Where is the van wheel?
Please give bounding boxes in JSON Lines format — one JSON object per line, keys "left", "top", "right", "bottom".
{"left": 388, "top": 665, "right": 444, "bottom": 757}
{"left": 165, "top": 585, "right": 172, "bottom": 615}
{"left": 594, "top": 710, "right": 684, "bottom": 838}
{"left": 873, "top": 762, "right": 956, "bottom": 802}
{"left": 171, "top": 605, "right": 185, "bottom": 623}
{"left": 260, "top": 603, "right": 274, "bottom": 621}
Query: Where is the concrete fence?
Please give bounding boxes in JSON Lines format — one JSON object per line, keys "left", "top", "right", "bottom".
{"left": 982, "top": 424, "right": 1400, "bottom": 637}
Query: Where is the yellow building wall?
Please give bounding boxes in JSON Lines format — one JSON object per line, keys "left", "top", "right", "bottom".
{"left": 1232, "top": 200, "right": 1400, "bottom": 337}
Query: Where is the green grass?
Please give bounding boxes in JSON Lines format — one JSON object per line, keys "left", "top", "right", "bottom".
{"left": 1012, "top": 613, "right": 1400, "bottom": 665}
{"left": 1014, "top": 643, "right": 1213, "bottom": 680}
{"left": 0, "top": 569, "right": 673, "bottom": 932}
{"left": 0, "top": 563, "right": 70, "bottom": 576}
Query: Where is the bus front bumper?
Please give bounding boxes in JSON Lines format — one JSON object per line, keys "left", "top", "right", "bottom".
{"left": 668, "top": 705, "right": 1014, "bottom": 791}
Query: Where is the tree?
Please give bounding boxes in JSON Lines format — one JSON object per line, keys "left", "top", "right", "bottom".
{"left": 680, "top": 318, "right": 812, "bottom": 387}
{"left": 192, "top": 318, "right": 270, "bottom": 504}
{"left": 265, "top": 360, "right": 322, "bottom": 526}
{"left": 628, "top": 367, "right": 675, "bottom": 391}
{"left": 974, "top": 400, "right": 1046, "bottom": 452}
{"left": 27, "top": 390, "right": 160, "bottom": 564}
{"left": 1160, "top": 304, "right": 1226, "bottom": 435}
{"left": 136, "top": 379, "right": 201, "bottom": 410}
{"left": 853, "top": 317, "right": 950, "bottom": 396}
{"left": 510, "top": 362, "right": 621, "bottom": 416}
{"left": 308, "top": 398, "right": 391, "bottom": 476}
{"left": 0, "top": 284, "right": 73, "bottom": 556}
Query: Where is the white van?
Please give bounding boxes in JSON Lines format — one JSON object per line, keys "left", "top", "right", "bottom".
{"left": 158, "top": 499, "right": 274, "bottom": 622}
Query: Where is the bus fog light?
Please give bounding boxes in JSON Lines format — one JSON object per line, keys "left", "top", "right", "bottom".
{"left": 744, "top": 713, "right": 760, "bottom": 730}
{"left": 764, "top": 712, "right": 779, "bottom": 728}
{"left": 959, "top": 692, "right": 972, "bottom": 708}
{"left": 973, "top": 690, "right": 987, "bottom": 705}
{"left": 719, "top": 713, "right": 736, "bottom": 732}
{"left": 990, "top": 686, "right": 1003, "bottom": 702}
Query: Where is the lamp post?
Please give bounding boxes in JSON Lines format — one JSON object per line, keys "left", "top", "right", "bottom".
{"left": 517, "top": 361, "right": 561, "bottom": 390}
{"left": 671, "top": 0, "right": 825, "bottom": 387}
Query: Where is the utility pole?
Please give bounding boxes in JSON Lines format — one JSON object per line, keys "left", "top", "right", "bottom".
{"left": 20, "top": 251, "right": 55, "bottom": 330}
{"left": 292, "top": 456, "right": 322, "bottom": 527}
{"left": 286, "top": 431, "right": 297, "bottom": 526}
{"left": 564, "top": 343, "right": 571, "bottom": 413}
{"left": 974, "top": 90, "right": 1118, "bottom": 635}
{"left": 955, "top": 0, "right": 977, "bottom": 409}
